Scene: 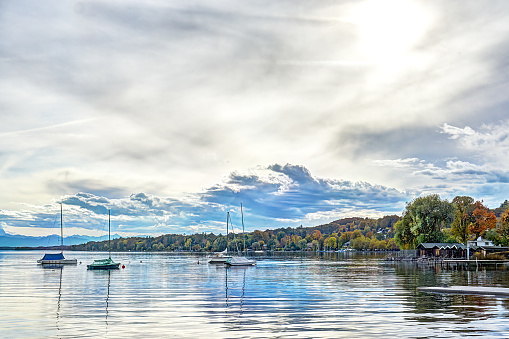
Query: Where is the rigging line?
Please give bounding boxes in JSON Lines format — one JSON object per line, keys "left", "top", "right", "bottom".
{"left": 45, "top": 210, "right": 60, "bottom": 248}
{"left": 229, "top": 213, "right": 241, "bottom": 255}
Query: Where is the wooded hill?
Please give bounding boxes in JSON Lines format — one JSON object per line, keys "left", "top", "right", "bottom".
{"left": 70, "top": 215, "right": 401, "bottom": 252}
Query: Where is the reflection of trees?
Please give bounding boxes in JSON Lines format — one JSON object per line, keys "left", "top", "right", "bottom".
{"left": 393, "top": 263, "right": 499, "bottom": 323}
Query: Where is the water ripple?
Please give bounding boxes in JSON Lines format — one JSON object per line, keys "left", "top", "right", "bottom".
{"left": 1, "top": 251, "right": 509, "bottom": 338}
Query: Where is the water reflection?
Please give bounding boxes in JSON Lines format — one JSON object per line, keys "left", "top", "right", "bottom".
{"left": 392, "top": 261, "right": 509, "bottom": 327}
{"left": 57, "top": 266, "right": 62, "bottom": 333}
{"left": 106, "top": 270, "right": 111, "bottom": 326}
{"left": 2, "top": 251, "right": 509, "bottom": 338}
{"left": 224, "top": 267, "right": 247, "bottom": 316}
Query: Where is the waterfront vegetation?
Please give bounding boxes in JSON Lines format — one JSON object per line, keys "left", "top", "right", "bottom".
{"left": 70, "top": 195, "right": 509, "bottom": 253}
{"left": 394, "top": 195, "right": 509, "bottom": 249}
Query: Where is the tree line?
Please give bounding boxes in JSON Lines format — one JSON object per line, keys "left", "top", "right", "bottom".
{"left": 69, "top": 195, "right": 509, "bottom": 253}
{"left": 70, "top": 215, "right": 401, "bottom": 252}
{"left": 394, "top": 194, "right": 509, "bottom": 249}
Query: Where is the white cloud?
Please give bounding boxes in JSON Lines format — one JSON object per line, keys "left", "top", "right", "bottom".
{"left": 2, "top": 1, "right": 509, "bottom": 234}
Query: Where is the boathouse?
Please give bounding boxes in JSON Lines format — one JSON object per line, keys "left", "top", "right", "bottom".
{"left": 417, "top": 243, "right": 467, "bottom": 258}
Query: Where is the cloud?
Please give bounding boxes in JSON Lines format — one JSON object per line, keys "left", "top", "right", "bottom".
{"left": 440, "top": 122, "right": 509, "bottom": 164}
{"left": 2, "top": 1, "right": 509, "bottom": 235}
{"left": 0, "top": 164, "right": 409, "bottom": 236}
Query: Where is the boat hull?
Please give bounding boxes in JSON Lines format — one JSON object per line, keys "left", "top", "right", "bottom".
{"left": 38, "top": 259, "right": 77, "bottom": 265}
{"left": 208, "top": 256, "right": 231, "bottom": 264}
{"left": 224, "top": 256, "right": 256, "bottom": 267}
{"left": 87, "top": 263, "right": 120, "bottom": 270}
{"left": 87, "top": 258, "right": 120, "bottom": 270}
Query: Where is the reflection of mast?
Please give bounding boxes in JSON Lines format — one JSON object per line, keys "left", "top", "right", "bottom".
{"left": 240, "top": 268, "right": 245, "bottom": 316}
{"left": 224, "top": 268, "right": 247, "bottom": 315}
{"left": 225, "top": 267, "right": 229, "bottom": 311}
{"left": 106, "top": 270, "right": 111, "bottom": 327}
{"left": 56, "top": 266, "right": 63, "bottom": 332}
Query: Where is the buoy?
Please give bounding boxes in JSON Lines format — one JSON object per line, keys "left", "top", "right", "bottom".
{"left": 122, "top": 265, "right": 125, "bottom": 269}
{"left": 197, "top": 261, "right": 200, "bottom": 264}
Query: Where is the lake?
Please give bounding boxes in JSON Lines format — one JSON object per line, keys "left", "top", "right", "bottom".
{"left": 1, "top": 251, "right": 509, "bottom": 338}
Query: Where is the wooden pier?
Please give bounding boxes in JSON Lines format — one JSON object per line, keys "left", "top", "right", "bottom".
{"left": 385, "top": 256, "right": 509, "bottom": 270}
{"left": 441, "top": 259, "right": 509, "bottom": 269}
{"left": 418, "top": 285, "right": 509, "bottom": 297}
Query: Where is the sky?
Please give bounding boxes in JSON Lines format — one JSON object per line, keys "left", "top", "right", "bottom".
{"left": 1, "top": 0, "right": 509, "bottom": 238}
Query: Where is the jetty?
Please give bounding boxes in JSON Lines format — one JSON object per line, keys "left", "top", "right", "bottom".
{"left": 418, "top": 285, "right": 509, "bottom": 297}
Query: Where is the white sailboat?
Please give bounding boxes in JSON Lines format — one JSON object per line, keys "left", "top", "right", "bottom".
{"left": 208, "top": 212, "right": 232, "bottom": 264}
{"left": 224, "top": 204, "right": 256, "bottom": 267}
{"left": 38, "top": 204, "right": 77, "bottom": 265}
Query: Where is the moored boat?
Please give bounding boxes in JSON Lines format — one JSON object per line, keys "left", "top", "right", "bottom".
{"left": 208, "top": 248, "right": 231, "bottom": 264}
{"left": 87, "top": 257, "right": 120, "bottom": 270}
{"left": 38, "top": 204, "right": 77, "bottom": 265}
{"left": 87, "top": 210, "right": 120, "bottom": 270}
{"left": 223, "top": 204, "right": 256, "bottom": 267}
{"left": 224, "top": 256, "right": 256, "bottom": 267}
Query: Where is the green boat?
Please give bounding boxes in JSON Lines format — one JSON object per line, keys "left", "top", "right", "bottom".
{"left": 87, "top": 257, "right": 120, "bottom": 270}
{"left": 87, "top": 210, "right": 120, "bottom": 270}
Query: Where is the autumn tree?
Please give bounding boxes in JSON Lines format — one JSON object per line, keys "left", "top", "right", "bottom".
{"left": 468, "top": 201, "right": 497, "bottom": 239}
{"left": 450, "top": 196, "right": 475, "bottom": 244}
{"left": 312, "top": 230, "right": 322, "bottom": 241}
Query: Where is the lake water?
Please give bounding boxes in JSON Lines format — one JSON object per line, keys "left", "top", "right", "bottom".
{"left": 1, "top": 251, "right": 509, "bottom": 338}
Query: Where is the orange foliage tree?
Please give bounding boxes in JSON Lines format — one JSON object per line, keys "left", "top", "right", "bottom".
{"left": 467, "top": 201, "right": 497, "bottom": 239}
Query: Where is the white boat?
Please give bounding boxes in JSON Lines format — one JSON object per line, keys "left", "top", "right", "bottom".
{"left": 207, "top": 248, "right": 231, "bottom": 264}
{"left": 208, "top": 212, "right": 232, "bottom": 264}
{"left": 223, "top": 204, "right": 256, "bottom": 267}
{"left": 38, "top": 204, "right": 77, "bottom": 265}
{"left": 224, "top": 256, "right": 256, "bottom": 267}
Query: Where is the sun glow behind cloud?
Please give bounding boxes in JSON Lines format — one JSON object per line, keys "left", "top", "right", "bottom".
{"left": 353, "top": 0, "right": 432, "bottom": 59}
{"left": 348, "top": 0, "right": 433, "bottom": 80}
{"left": 1, "top": 0, "right": 509, "bottom": 238}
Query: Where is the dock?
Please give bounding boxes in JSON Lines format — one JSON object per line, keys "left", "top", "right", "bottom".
{"left": 418, "top": 285, "right": 509, "bottom": 297}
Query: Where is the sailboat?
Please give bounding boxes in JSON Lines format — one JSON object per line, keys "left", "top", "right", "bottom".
{"left": 87, "top": 210, "right": 120, "bottom": 270}
{"left": 224, "top": 204, "right": 256, "bottom": 267}
{"left": 38, "top": 204, "right": 77, "bottom": 265}
{"left": 208, "top": 212, "right": 232, "bottom": 264}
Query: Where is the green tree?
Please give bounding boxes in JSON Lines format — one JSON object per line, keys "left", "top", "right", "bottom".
{"left": 325, "top": 236, "right": 337, "bottom": 250}
{"left": 311, "top": 240, "right": 319, "bottom": 251}
{"left": 212, "top": 237, "right": 226, "bottom": 252}
{"left": 297, "top": 239, "right": 307, "bottom": 250}
{"left": 450, "top": 196, "right": 474, "bottom": 244}
{"left": 497, "top": 207, "right": 509, "bottom": 246}
{"left": 394, "top": 214, "right": 416, "bottom": 249}
{"left": 395, "top": 194, "right": 454, "bottom": 248}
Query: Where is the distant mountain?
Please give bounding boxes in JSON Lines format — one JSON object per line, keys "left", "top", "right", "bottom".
{"left": 0, "top": 233, "right": 121, "bottom": 248}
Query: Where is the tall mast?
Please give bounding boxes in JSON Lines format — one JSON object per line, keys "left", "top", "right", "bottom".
{"left": 60, "top": 203, "right": 64, "bottom": 252}
{"left": 226, "top": 211, "right": 229, "bottom": 253}
{"left": 241, "top": 203, "right": 245, "bottom": 253}
{"left": 108, "top": 210, "right": 111, "bottom": 259}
